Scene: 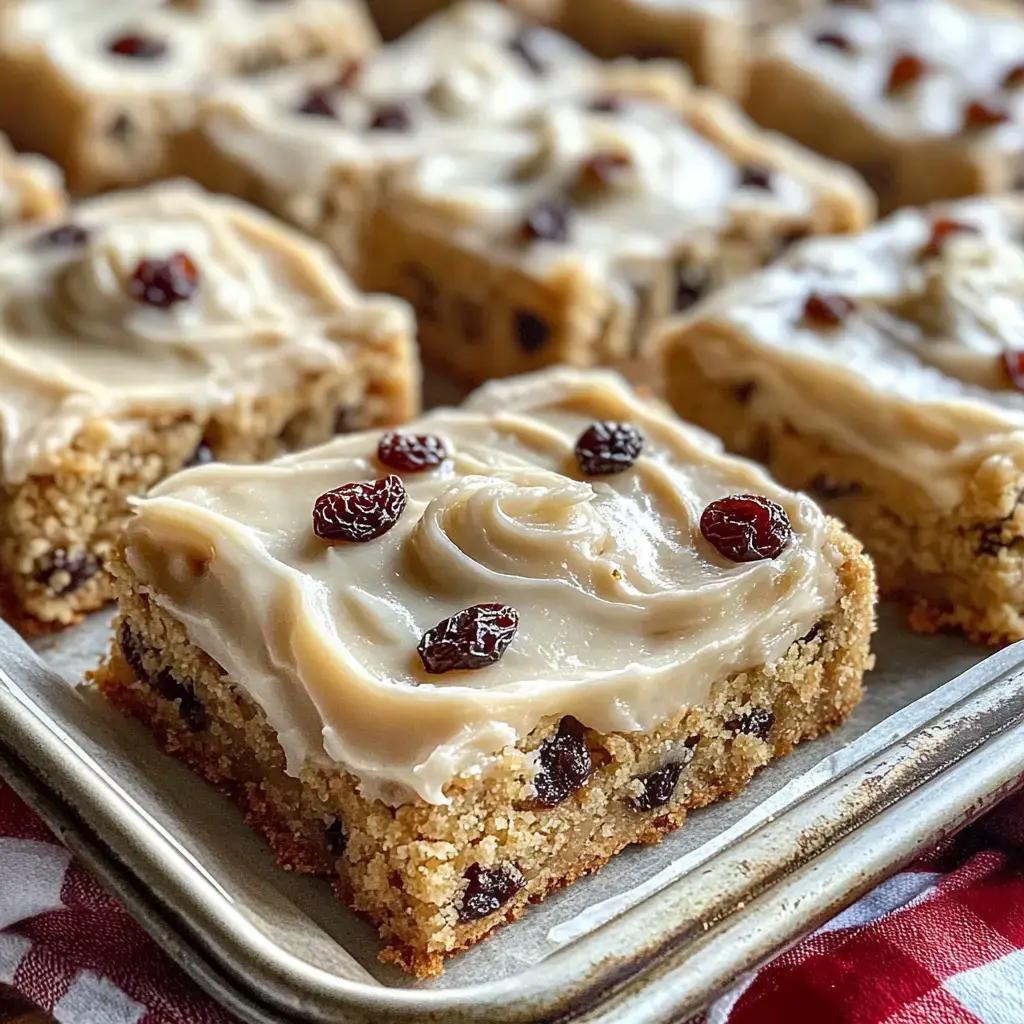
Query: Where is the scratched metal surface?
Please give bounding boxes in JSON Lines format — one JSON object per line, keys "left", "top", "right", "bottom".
{"left": 1, "top": 603, "right": 1022, "bottom": 1023}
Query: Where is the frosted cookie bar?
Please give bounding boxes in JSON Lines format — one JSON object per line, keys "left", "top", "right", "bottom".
{"left": 0, "top": 133, "right": 64, "bottom": 228}
{"left": 365, "top": 0, "right": 562, "bottom": 40}
{"left": 0, "top": 181, "right": 417, "bottom": 630}
{"left": 95, "top": 367, "right": 875, "bottom": 976}
{"left": 175, "top": 0, "right": 688, "bottom": 277}
{"left": 656, "top": 195, "right": 1024, "bottom": 644}
{"left": 747, "top": 0, "right": 1024, "bottom": 213}
{"left": 0, "top": 0, "right": 378, "bottom": 194}
{"left": 362, "top": 91, "right": 872, "bottom": 384}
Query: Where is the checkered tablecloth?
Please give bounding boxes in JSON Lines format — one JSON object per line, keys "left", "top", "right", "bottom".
{"left": 1, "top": 780, "right": 1022, "bottom": 1024}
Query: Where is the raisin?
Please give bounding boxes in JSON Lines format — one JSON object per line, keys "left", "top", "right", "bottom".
{"left": 458, "top": 863, "right": 525, "bottom": 923}
{"left": 814, "top": 31, "right": 854, "bottom": 53}
{"left": 534, "top": 717, "right": 593, "bottom": 806}
{"left": 1003, "top": 351, "right": 1024, "bottom": 392}
{"left": 508, "top": 29, "right": 547, "bottom": 75}
{"left": 700, "top": 494, "right": 792, "bottom": 562}
{"left": 108, "top": 112, "right": 134, "bottom": 142}
{"left": 574, "top": 421, "right": 643, "bottom": 476}
{"left": 588, "top": 95, "right": 623, "bottom": 114}
{"left": 520, "top": 199, "right": 570, "bottom": 243}
{"left": 575, "top": 151, "right": 632, "bottom": 195}
{"left": 807, "top": 474, "right": 862, "bottom": 499}
{"left": 964, "top": 99, "right": 1010, "bottom": 130}
{"left": 802, "top": 292, "right": 855, "bottom": 327}
{"left": 629, "top": 759, "right": 688, "bottom": 812}
{"left": 418, "top": 604, "right": 519, "bottom": 674}
{"left": 32, "top": 549, "right": 98, "bottom": 596}
{"left": 377, "top": 432, "right": 447, "bottom": 473}
{"left": 1002, "top": 64, "right": 1024, "bottom": 89}
{"left": 129, "top": 252, "right": 200, "bottom": 308}
{"left": 727, "top": 708, "right": 775, "bottom": 742}
{"left": 37, "top": 223, "right": 89, "bottom": 247}
{"left": 369, "top": 103, "right": 411, "bottom": 131}
{"left": 514, "top": 311, "right": 551, "bottom": 353}
{"left": 739, "top": 165, "right": 773, "bottom": 190}
{"left": 119, "top": 621, "right": 150, "bottom": 684}
{"left": 184, "top": 441, "right": 215, "bottom": 468}
{"left": 296, "top": 87, "right": 338, "bottom": 118}
{"left": 886, "top": 53, "right": 927, "bottom": 95}
{"left": 674, "top": 265, "right": 707, "bottom": 311}
{"left": 325, "top": 817, "right": 347, "bottom": 854}
{"left": 921, "top": 218, "right": 979, "bottom": 258}
{"left": 733, "top": 381, "right": 757, "bottom": 405}
{"left": 107, "top": 33, "right": 168, "bottom": 59}
{"left": 313, "top": 475, "right": 407, "bottom": 543}
{"left": 153, "top": 669, "right": 207, "bottom": 731}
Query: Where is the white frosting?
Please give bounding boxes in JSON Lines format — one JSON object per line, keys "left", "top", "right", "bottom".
{"left": 770, "top": 0, "right": 1024, "bottom": 143}
{"left": 673, "top": 195, "right": 1024, "bottom": 508}
{"left": 195, "top": 1, "right": 612, "bottom": 202}
{"left": 398, "top": 99, "right": 814, "bottom": 279}
{"left": 0, "top": 181, "right": 404, "bottom": 483}
{"left": 121, "top": 368, "right": 844, "bottom": 806}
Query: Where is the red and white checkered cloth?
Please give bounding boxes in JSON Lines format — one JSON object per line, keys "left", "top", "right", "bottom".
{"left": 1, "top": 781, "right": 1023, "bottom": 1024}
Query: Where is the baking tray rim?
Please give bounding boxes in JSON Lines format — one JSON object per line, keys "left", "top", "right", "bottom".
{"left": 2, "top": 622, "right": 1024, "bottom": 1023}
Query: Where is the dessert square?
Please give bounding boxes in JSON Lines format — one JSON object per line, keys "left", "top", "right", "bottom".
{"left": 0, "top": 132, "right": 65, "bottom": 228}
{"left": 95, "top": 367, "right": 876, "bottom": 977}
{"left": 361, "top": 88, "right": 872, "bottom": 385}
{"left": 746, "top": 0, "right": 1024, "bottom": 213}
{"left": 656, "top": 195, "right": 1024, "bottom": 644}
{"left": 173, "top": 0, "right": 688, "bottom": 278}
{"left": 0, "top": 180, "right": 418, "bottom": 630}
{"left": 0, "top": 0, "right": 378, "bottom": 194}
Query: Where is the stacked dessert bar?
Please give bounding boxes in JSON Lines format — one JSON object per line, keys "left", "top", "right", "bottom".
{"left": 656, "top": 196, "right": 1024, "bottom": 642}
{"left": 96, "top": 367, "right": 876, "bottom": 974}
{"left": 178, "top": 1, "right": 873, "bottom": 382}
{"left": 0, "top": 181, "right": 417, "bottom": 628}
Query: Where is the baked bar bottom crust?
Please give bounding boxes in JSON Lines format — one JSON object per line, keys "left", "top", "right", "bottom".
{"left": 664, "top": 338, "right": 1024, "bottom": 645}
{"left": 2, "top": 329, "right": 418, "bottom": 632}
{"left": 94, "top": 525, "right": 875, "bottom": 976}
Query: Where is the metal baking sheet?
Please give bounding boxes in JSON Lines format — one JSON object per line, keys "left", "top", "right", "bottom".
{"left": 2, "top": 605, "right": 1024, "bottom": 1023}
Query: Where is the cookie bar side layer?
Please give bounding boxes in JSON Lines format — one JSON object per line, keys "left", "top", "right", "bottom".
{"left": 361, "top": 203, "right": 619, "bottom": 385}
{"left": 659, "top": 320, "right": 1024, "bottom": 645}
{"left": 95, "top": 521, "right": 874, "bottom": 977}
{"left": 0, "top": 349, "right": 415, "bottom": 631}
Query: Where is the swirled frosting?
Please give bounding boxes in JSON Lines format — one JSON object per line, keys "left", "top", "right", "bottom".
{"left": 0, "top": 181, "right": 411, "bottom": 483}
{"left": 665, "top": 195, "right": 1024, "bottom": 509}
{"left": 119, "top": 368, "right": 845, "bottom": 805}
